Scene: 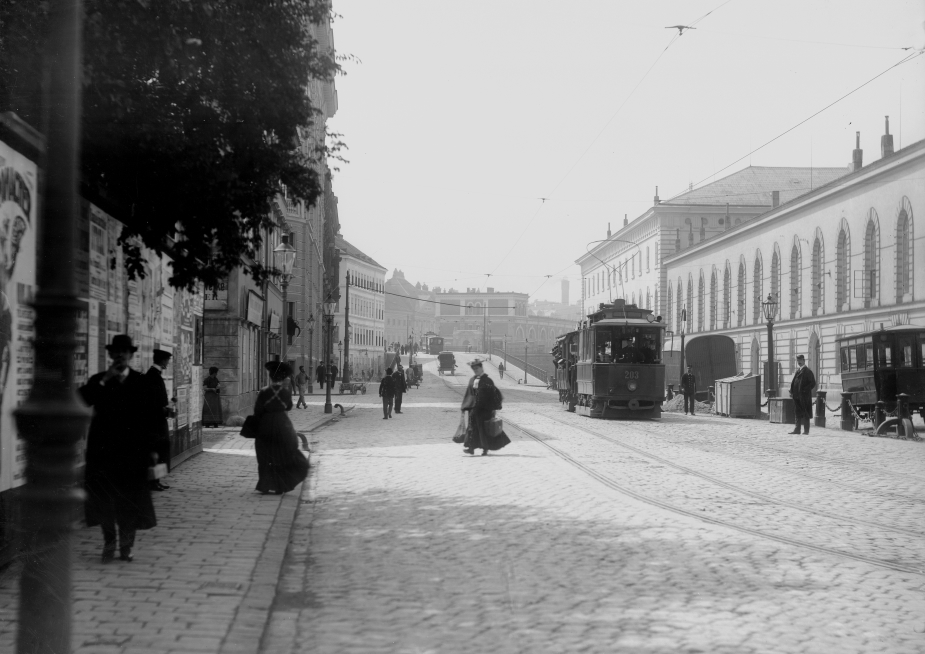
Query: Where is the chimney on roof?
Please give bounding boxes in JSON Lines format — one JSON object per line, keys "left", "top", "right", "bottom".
{"left": 850, "top": 131, "right": 863, "bottom": 171}
{"left": 771, "top": 191, "right": 780, "bottom": 208}
{"left": 881, "top": 116, "right": 894, "bottom": 158}
{"left": 654, "top": 186, "right": 660, "bottom": 205}
{"left": 607, "top": 222, "right": 611, "bottom": 238}
{"left": 624, "top": 213, "right": 628, "bottom": 227}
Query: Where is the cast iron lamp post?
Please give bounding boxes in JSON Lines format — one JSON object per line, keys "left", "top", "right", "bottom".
{"left": 324, "top": 298, "right": 335, "bottom": 413}
{"left": 306, "top": 314, "right": 315, "bottom": 393}
{"left": 337, "top": 340, "right": 343, "bottom": 379}
{"left": 273, "top": 234, "right": 297, "bottom": 363}
{"left": 762, "top": 293, "right": 779, "bottom": 398}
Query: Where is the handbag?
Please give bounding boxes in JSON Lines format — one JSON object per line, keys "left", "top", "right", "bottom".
{"left": 148, "top": 463, "right": 168, "bottom": 480}
{"left": 240, "top": 414, "right": 260, "bottom": 439}
{"left": 452, "top": 412, "right": 468, "bottom": 443}
{"left": 485, "top": 415, "right": 503, "bottom": 438}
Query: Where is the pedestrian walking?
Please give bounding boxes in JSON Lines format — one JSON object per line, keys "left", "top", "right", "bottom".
{"left": 145, "top": 348, "right": 174, "bottom": 492}
{"left": 392, "top": 364, "right": 407, "bottom": 413}
{"left": 461, "top": 358, "right": 510, "bottom": 456}
{"left": 202, "top": 366, "right": 223, "bottom": 427}
{"left": 315, "top": 363, "right": 326, "bottom": 390}
{"left": 79, "top": 334, "right": 157, "bottom": 563}
{"left": 681, "top": 365, "right": 697, "bottom": 416}
{"left": 789, "top": 354, "right": 816, "bottom": 434}
{"left": 379, "top": 367, "right": 396, "bottom": 419}
{"left": 295, "top": 366, "right": 309, "bottom": 408}
{"left": 253, "top": 362, "right": 309, "bottom": 494}
{"left": 330, "top": 363, "right": 339, "bottom": 387}
{"left": 498, "top": 361, "right": 505, "bottom": 379}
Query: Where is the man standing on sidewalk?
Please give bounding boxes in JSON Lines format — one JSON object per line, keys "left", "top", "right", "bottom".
{"left": 145, "top": 348, "right": 175, "bottom": 492}
{"left": 295, "top": 366, "right": 309, "bottom": 409}
{"left": 379, "top": 367, "right": 396, "bottom": 419}
{"left": 498, "top": 361, "right": 505, "bottom": 379}
{"left": 681, "top": 365, "right": 697, "bottom": 416}
{"left": 316, "top": 363, "right": 326, "bottom": 390}
{"left": 789, "top": 354, "right": 816, "bottom": 435}
{"left": 392, "top": 364, "right": 407, "bottom": 414}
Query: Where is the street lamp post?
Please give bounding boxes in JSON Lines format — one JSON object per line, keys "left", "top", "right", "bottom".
{"left": 306, "top": 314, "right": 315, "bottom": 393}
{"left": 337, "top": 340, "right": 343, "bottom": 384}
{"left": 274, "top": 234, "right": 297, "bottom": 363}
{"left": 679, "top": 307, "right": 687, "bottom": 375}
{"left": 762, "top": 293, "right": 779, "bottom": 398}
{"left": 343, "top": 271, "right": 350, "bottom": 385}
{"left": 324, "top": 298, "right": 335, "bottom": 413}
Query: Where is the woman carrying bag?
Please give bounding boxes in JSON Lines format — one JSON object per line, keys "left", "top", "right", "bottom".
{"left": 460, "top": 358, "right": 510, "bottom": 456}
{"left": 253, "top": 362, "right": 309, "bottom": 494}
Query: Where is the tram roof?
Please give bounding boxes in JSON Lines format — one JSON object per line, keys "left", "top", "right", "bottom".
{"left": 835, "top": 325, "right": 925, "bottom": 342}
{"left": 592, "top": 318, "right": 666, "bottom": 328}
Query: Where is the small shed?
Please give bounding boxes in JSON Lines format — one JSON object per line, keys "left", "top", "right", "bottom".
{"left": 715, "top": 373, "right": 761, "bottom": 418}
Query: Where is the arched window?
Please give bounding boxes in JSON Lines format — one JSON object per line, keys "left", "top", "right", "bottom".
{"left": 632, "top": 291, "right": 636, "bottom": 305}
{"left": 811, "top": 234, "right": 823, "bottom": 315}
{"left": 686, "top": 275, "right": 694, "bottom": 333}
{"left": 709, "top": 269, "right": 717, "bottom": 330}
{"left": 700, "top": 217, "right": 706, "bottom": 242}
{"left": 836, "top": 222, "right": 850, "bottom": 311}
{"left": 753, "top": 253, "right": 763, "bottom": 324}
{"left": 790, "top": 239, "right": 801, "bottom": 319}
{"left": 737, "top": 259, "right": 746, "bottom": 327}
{"left": 896, "top": 197, "right": 913, "bottom": 302}
{"left": 863, "top": 209, "right": 879, "bottom": 307}
{"left": 646, "top": 247, "right": 650, "bottom": 270}
{"left": 667, "top": 282, "right": 673, "bottom": 330}
{"left": 770, "top": 246, "right": 780, "bottom": 316}
{"left": 723, "top": 264, "right": 731, "bottom": 328}
{"left": 697, "top": 273, "right": 705, "bottom": 332}
{"left": 676, "top": 280, "right": 683, "bottom": 333}
{"left": 645, "top": 287, "right": 651, "bottom": 309}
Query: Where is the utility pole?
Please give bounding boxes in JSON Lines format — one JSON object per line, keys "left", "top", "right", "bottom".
{"left": 343, "top": 271, "right": 350, "bottom": 385}
{"left": 16, "top": 1, "right": 91, "bottom": 652}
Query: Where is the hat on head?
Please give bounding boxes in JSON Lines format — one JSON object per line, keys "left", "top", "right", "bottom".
{"left": 796, "top": 354, "right": 805, "bottom": 361}
{"left": 105, "top": 334, "right": 137, "bottom": 353}
{"left": 152, "top": 348, "right": 172, "bottom": 360}
{"left": 469, "top": 358, "right": 484, "bottom": 369}
{"left": 264, "top": 361, "right": 293, "bottom": 379}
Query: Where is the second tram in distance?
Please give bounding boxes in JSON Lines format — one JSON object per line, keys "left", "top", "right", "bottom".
{"left": 554, "top": 299, "right": 666, "bottom": 420}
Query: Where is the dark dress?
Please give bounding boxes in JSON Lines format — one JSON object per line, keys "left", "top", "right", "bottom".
{"left": 145, "top": 366, "right": 172, "bottom": 470}
{"left": 253, "top": 384, "right": 309, "bottom": 493}
{"left": 462, "top": 373, "right": 511, "bottom": 452}
{"left": 202, "top": 374, "right": 223, "bottom": 427}
{"left": 80, "top": 369, "right": 158, "bottom": 534}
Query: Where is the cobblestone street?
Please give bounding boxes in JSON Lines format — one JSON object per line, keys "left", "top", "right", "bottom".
{"left": 265, "top": 357, "right": 925, "bottom": 654}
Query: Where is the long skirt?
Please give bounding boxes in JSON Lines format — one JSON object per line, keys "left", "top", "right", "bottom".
{"left": 464, "top": 410, "right": 511, "bottom": 452}
{"left": 254, "top": 412, "right": 309, "bottom": 493}
{"left": 202, "top": 390, "right": 223, "bottom": 427}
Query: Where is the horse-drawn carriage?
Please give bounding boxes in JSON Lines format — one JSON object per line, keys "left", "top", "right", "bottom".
{"left": 437, "top": 351, "right": 457, "bottom": 376}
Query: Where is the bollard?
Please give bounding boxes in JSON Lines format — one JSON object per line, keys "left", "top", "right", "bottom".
{"left": 666, "top": 384, "right": 674, "bottom": 400}
{"left": 840, "top": 392, "right": 854, "bottom": 431}
{"left": 874, "top": 400, "right": 885, "bottom": 428}
{"left": 815, "top": 391, "right": 827, "bottom": 428}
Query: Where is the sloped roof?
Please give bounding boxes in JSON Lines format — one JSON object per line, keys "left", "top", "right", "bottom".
{"left": 335, "top": 235, "right": 384, "bottom": 270}
{"left": 385, "top": 270, "right": 424, "bottom": 313}
{"left": 665, "top": 166, "right": 848, "bottom": 206}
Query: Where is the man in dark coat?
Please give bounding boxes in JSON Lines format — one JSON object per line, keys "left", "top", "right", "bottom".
{"left": 80, "top": 334, "right": 158, "bottom": 563}
{"left": 316, "top": 363, "right": 326, "bottom": 390}
{"left": 145, "top": 348, "right": 175, "bottom": 491}
{"left": 392, "top": 364, "right": 407, "bottom": 413}
{"left": 789, "top": 354, "right": 816, "bottom": 434}
{"left": 680, "top": 365, "right": 697, "bottom": 416}
{"left": 379, "top": 367, "right": 396, "bottom": 419}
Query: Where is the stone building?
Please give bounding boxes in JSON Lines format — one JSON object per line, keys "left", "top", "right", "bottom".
{"left": 384, "top": 270, "right": 437, "bottom": 351}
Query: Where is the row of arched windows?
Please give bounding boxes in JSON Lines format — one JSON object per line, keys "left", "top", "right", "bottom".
{"left": 668, "top": 197, "right": 914, "bottom": 334}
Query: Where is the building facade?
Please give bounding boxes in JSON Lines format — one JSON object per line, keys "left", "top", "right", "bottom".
{"left": 384, "top": 270, "right": 438, "bottom": 351}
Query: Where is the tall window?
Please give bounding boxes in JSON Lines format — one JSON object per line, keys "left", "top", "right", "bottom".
{"left": 753, "top": 254, "right": 763, "bottom": 324}
{"left": 896, "top": 199, "right": 913, "bottom": 302}
{"left": 863, "top": 210, "right": 879, "bottom": 306}
{"left": 676, "top": 280, "right": 683, "bottom": 333}
{"left": 811, "top": 237, "right": 823, "bottom": 315}
{"left": 790, "top": 242, "right": 801, "bottom": 319}
{"left": 723, "top": 264, "right": 731, "bottom": 327}
{"left": 655, "top": 242, "right": 660, "bottom": 268}
{"left": 697, "top": 273, "right": 705, "bottom": 332}
{"left": 646, "top": 287, "right": 651, "bottom": 309}
{"left": 836, "top": 225, "right": 849, "bottom": 311}
{"left": 770, "top": 248, "right": 780, "bottom": 316}
{"left": 686, "top": 276, "right": 693, "bottom": 333}
{"left": 737, "top": 261, "right": 746, "bottom": 327}
{"left": 709, "top": 270, "right": 717, "bottom": 330}
{"left": 646, "top": 247, "right": 650, "bottom": 270}
{"left": 667, "top": 282, "right": 673, "bottom": 331}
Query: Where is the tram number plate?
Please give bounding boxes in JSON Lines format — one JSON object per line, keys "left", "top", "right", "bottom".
{"left": 624, "top": 370, "right": 639, "bottom": 380}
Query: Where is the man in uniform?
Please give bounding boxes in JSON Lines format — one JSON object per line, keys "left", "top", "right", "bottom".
{"left": 789, "top": 354, "right": 816, "bottom": 434}
{"left": 145, "top": 348, "right": 174, "bottom": 491}
{"left": 392, "top": 363, "right": 407, "bottom": 414}
{"left": 680, "top": 364, "right": 697, "bottom": 416}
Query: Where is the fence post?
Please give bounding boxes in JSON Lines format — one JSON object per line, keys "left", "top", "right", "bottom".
{"left": 840, "top": 392, "right": 854, "bottom": 431}
{"left": 873, "top": 400, "right": 885, "bottom": 428}
{"left": 814, "top": 390, "right": 827, "bottom": 428}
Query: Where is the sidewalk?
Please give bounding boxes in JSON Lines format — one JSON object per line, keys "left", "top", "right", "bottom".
{"left": 0, "top": 410, "right": 336, "bottom": 654}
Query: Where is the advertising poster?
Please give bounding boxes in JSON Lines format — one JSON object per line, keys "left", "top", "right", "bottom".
{"left": 205, "top": 279, "right": 228, "bottom": 310}
{"left": 88, "top": 205, "right": 108, "bottom": 302}
{"left": 0, "top": 139, "right": 38, "bottom": 492}
{"left": 190, "top": 365, "right": 202, "bottom": 429}
{"left": 177, "top": 385, "right": 189, "bottom": 429}
{"left": 106, "top": 216, "right": 124, "bottom": 308}
{"left": 74, "top": 302, "right": 89, "bottom": 386}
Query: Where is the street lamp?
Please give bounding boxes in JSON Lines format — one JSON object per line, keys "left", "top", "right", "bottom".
{"left": 306, "top": 313, "right": 315, "bottom": 393}
{"left": 274, "top": 233, "right": 297, "bottom": 363}
{"left": 323, "top": 297, "right": 335, "bottom": 413}
{"left": 337, "top": 340, "right": 343, "bottom": 382}
{"left": 762, "top": 293, "right": 779, "bottom": 398}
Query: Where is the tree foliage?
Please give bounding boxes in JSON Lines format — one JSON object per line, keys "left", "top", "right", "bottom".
{"left": 0, "top": 0, "right": 339, "bottom": 289}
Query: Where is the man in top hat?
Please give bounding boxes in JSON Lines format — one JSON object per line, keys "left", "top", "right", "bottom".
{"left": 315, "top": 362, "right": 326, "bottom": 390}
{"left": 680, "top": 364, "right": 697, "bottom": 416}
{"left": 80, "top": 335, "right": 158, "bottom": 563}
{"left": 392, "top": 363, "right": 407, "bottom": 414}
{"left": 145, "top": 348, "right": 175, "bottom": 491}
{"left": 789, "top": 354, "right": 816, "bottom": 434}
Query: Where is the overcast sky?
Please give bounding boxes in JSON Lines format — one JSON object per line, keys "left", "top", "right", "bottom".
{"left": 327, "top": 0, "right": 925, "bottom": 304}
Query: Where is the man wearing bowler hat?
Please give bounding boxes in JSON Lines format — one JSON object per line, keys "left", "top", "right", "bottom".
{"left": 789, "top": 354, "right": 816, "bottom": 434}
{"left": 145, "top": 348, "right": 176, "bottom": 491}
{"left": 80, "top": 335, "right": 158, "bottom": 563}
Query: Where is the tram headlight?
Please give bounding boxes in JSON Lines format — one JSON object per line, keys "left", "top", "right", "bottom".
{"left": 627, "top": 381, "right": 638, "bottom": 392}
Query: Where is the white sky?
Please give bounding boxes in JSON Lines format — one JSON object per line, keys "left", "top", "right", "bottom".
{"left": 327, "top": 0, "right": 925, "bottom": 304}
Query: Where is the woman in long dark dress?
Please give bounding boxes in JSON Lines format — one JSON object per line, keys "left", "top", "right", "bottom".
{"left": 202, "top": 366, "right": 223, "bottom": 427}
{"left": 254, "top": 362, "right": 309, "bottom": 494}
{"left": 461, "top": 359, "right": 510, "bottom": 456}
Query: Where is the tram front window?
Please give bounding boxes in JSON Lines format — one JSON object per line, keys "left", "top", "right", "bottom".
{"left": 594, "top": 327, "right": 661, "bottom": 363}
